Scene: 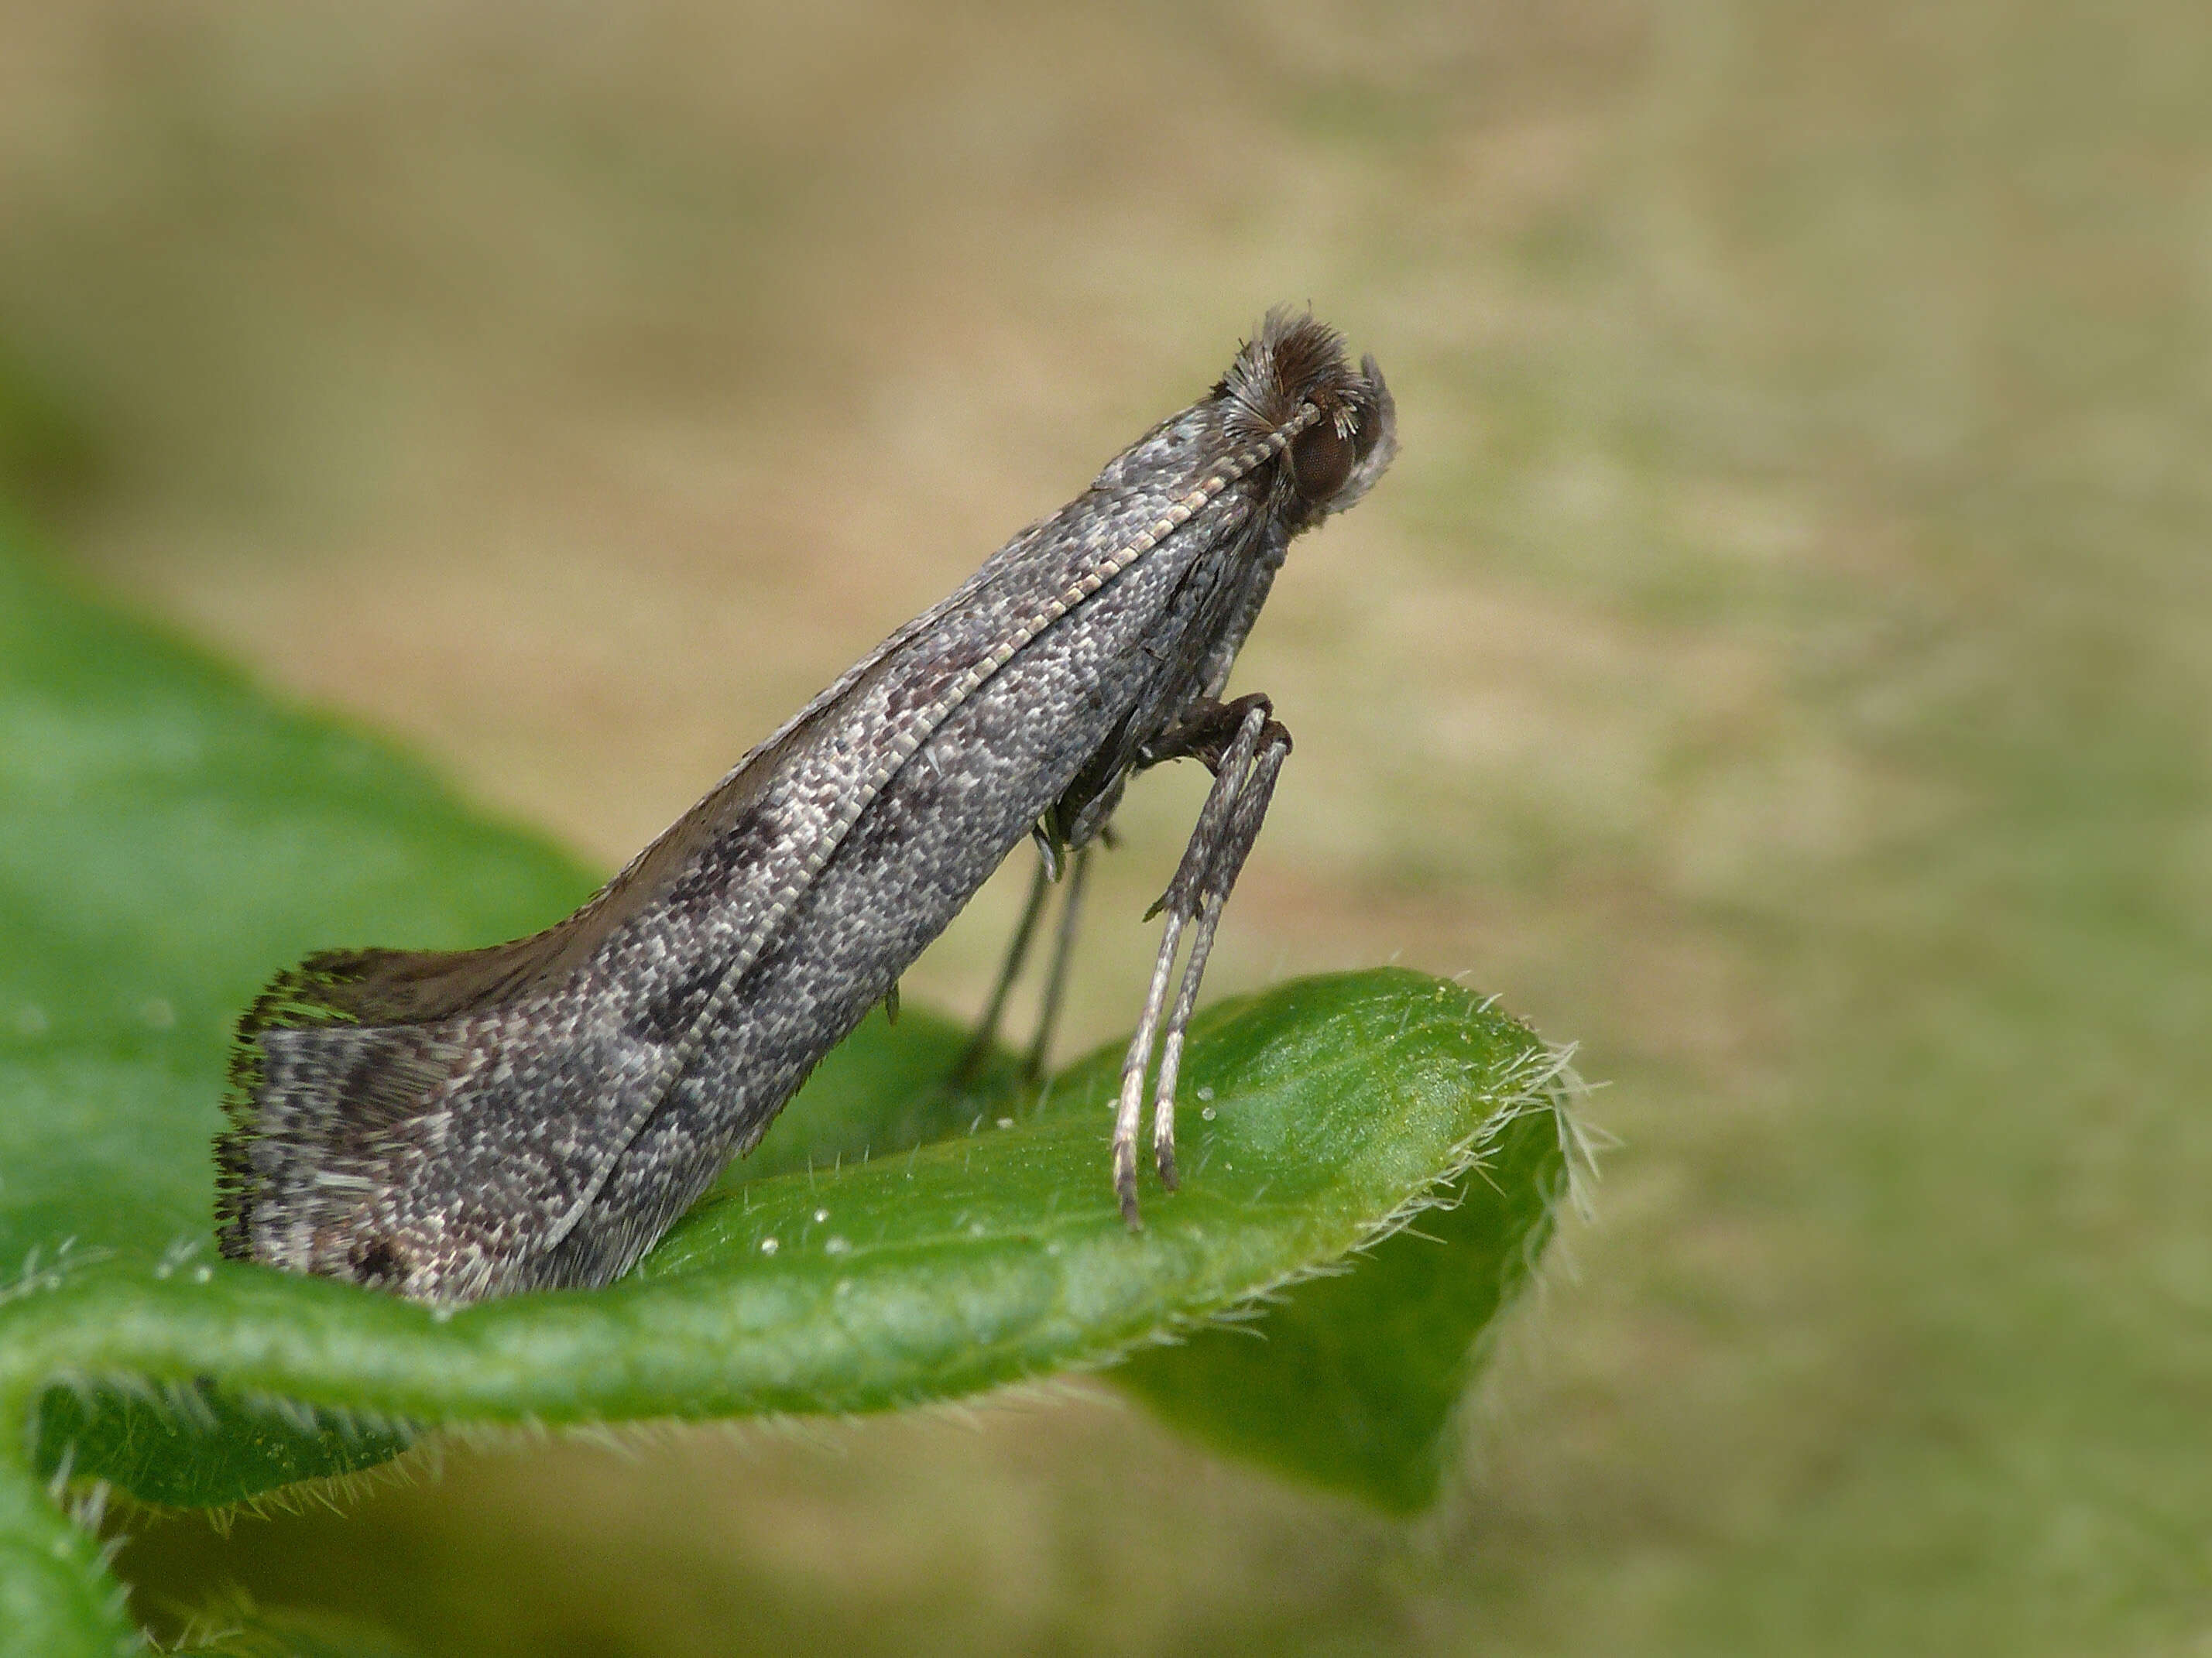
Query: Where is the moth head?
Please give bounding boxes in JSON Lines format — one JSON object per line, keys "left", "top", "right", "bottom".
{"left": 1219, "top": 310, "right": 1398, "bottom": 522}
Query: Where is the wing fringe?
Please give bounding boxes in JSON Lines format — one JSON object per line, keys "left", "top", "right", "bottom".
{"left": 214, "top": 946, "right": 489, "bottom": 1261}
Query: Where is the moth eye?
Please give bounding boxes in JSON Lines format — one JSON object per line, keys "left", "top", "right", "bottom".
{"left": 1351, "top": 403, "right": 1381, "bottom": 461}
{"left": 1288, "top": 413, "right": 1356, "bottom": 502}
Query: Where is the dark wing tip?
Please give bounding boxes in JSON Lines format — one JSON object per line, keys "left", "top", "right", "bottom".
{"left": 213, "top": 945, "right": 488, "bottom": 1260}
{"left": 214, "top": 952, "right": 375, "bottom": 1257}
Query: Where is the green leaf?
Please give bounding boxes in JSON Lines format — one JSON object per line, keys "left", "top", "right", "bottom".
{"left": 0, "top": 518, "right": 1572, "bottom": 1656}
{"left": 1113, "top": 1033, "right": 1574, "bottom": 1512}
{"left": 170, "top": 1593, "right": 433, "bottom": 1658}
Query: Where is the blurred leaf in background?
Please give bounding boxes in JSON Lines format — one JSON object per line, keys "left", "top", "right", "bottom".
{"left": 0, "top": 342, "right": 99, "bottom": 512}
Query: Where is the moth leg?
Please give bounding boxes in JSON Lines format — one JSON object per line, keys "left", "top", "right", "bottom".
{"left": 1151, "top": 713, "right": 1289, "bottom": 1191}
{"left": 1138, "top": 691, "right": 1277, "bottom": 778}
{"left": 951, "top": 855, "right": 1051, "bottom": 1088}
{"left": 1024, "top": 845, "right": 1091, "bottom": 1083}
{"left": 1151, "top": 731, "right": 1286, "bottom": 1189}
{"left": 1115, "top": 698, "right": 1288, "bottom": 1225}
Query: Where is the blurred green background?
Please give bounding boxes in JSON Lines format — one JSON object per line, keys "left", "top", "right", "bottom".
{"left": 2, "top": 2, "right": 2205, "bottom": 1653}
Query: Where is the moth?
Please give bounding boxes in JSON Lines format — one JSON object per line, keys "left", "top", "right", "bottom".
{"left": 214, "top": 310, "right": 1396, "bottom": 1304}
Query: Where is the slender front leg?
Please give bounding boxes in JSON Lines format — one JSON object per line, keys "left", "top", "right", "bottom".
{"left": 1137, "top": 691, "right": 1279, "bottom": 778}
{"left": 1024, "top": 845, "right": 1090, "bottom": 1083}
{"left": 1150, "top": 725, "right": 1288, "bottom": 1190}
{"left": 1113, "top": 696, "right": 1291, "bottom": 1225}
{"left": 950, "top": 855, "right": 1051, "bottom": 1088}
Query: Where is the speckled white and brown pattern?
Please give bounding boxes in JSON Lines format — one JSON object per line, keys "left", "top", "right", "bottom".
{"left": 214, "top": 310, "right": 1397, "bottom": 1304}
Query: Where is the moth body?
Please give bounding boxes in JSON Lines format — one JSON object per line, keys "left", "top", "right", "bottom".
{"left": 215, "top": 312, "right": 1396, "bottom": 1303}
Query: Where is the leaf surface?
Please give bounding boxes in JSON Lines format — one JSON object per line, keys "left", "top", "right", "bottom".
{"left": 0, "top": 523, "right": 1572, "bottom": 1656}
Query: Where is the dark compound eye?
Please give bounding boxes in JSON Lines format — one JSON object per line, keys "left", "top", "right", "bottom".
{"left": 1351, "top": 400, "right": 1381, "bottom": 461}
{"left": 1288, "top": 412, "right": 1356, "bottom": 502}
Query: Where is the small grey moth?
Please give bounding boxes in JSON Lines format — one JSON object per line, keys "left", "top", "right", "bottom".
{"left": 214, "top": 310, "right": 1397, "bottom": 1304}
